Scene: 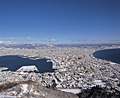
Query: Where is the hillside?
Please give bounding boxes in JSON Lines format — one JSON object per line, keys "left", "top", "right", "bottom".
{"left": 0, "top": 81, "right": 78, "bottom": 98}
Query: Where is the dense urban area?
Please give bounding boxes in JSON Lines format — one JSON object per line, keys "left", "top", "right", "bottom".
{"left": 0, "top": 44, "right": 120, "bottom": 97}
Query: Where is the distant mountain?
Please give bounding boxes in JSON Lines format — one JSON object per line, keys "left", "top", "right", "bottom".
{"left": 0, "top": 41, "right": 120, "bottom": 49}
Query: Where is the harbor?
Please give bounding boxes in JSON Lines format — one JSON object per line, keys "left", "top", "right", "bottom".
{"left": 0, "top": 45, "right": 120, "bottom": 92}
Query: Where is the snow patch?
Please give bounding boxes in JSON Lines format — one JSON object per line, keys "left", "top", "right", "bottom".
{"left": 21, "top": 84, "right": 28, "bottom": 93}
{"left": 59, "top": 89, "right": 81, "bottom": 94}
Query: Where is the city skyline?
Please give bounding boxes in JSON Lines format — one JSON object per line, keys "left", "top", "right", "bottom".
{"left": 0, "top": 0, "right": 120, "bottom": 44}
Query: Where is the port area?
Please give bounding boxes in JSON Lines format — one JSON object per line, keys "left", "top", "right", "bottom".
{"left": 17, "top": 65, "right": 39, "bottom": 72}
{"left": 0, "top": 45, "right": 120, "bottom": 93}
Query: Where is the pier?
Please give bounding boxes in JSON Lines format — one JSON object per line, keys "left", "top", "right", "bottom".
{"left": 17, "top": 65, "right": 39, "bottom": 72}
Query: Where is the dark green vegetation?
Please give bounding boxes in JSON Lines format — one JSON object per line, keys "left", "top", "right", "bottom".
{"left": 77, "top": 86, "right": 120, "bottom": 98}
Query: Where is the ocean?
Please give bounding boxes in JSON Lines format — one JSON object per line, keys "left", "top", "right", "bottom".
{"left": 93, "top": 48, "right": 120, "bottom": 64}
{"left": 0, "top": 55, "right": 55, "bottom": 73}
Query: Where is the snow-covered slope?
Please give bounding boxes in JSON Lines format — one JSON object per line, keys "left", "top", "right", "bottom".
{"left": 0, "top": 81, "right": 78, "bottom": 98}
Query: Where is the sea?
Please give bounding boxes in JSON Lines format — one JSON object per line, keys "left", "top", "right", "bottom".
{"left": 0, "top": 55, "right": 55, "bottom": 73}
{"left": 1, "top": 48, "right": 120, "bottom": 72}
{"left": 93, "top": 48, "right": 120, "bottom": 64}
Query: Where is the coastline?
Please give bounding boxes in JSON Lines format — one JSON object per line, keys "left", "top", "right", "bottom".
{"left": 93, "top": 48, "right": 120, "bottom": 64}
{"left": 0, "top": 55, "right": 54, "bottom": 72}
{"left": 0, "top": 45, "right": 120, "bottom": 92}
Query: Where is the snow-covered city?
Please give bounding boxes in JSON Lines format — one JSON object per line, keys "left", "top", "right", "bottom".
{"left": 0, "top": 44, "right": 120, "bottom": 97}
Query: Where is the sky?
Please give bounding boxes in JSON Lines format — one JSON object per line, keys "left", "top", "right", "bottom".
{"left": 0, "top": 0, "right": 120, "bottom": 44}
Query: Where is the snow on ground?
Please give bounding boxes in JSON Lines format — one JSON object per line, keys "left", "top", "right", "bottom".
{"left": 59, "top": 89, "right": 81, "bottom": 94}
{"left": 20, "top": 84, "right": 28, "bottom": 93}
{"left": 0, "top": 95, "right": 16, "bottom": 98}
{"left": 17, "top": 65, "right": 38, "bottom": 72}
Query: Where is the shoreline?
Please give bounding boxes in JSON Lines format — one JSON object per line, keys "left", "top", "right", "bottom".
{"left": 0, "top": 55, "right": 54, "bottom": 72}
{"left": 0, "top": 45, "right": 120, "bottom": 91}
{"left": 93, "top": 48, "right": 120, "bottom": 64}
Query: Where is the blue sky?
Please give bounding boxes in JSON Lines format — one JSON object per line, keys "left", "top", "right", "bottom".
{"left": 0, "top": 0, "right": 120, "bottom": 44}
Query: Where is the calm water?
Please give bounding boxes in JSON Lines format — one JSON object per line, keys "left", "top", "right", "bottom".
{"left": 0, "top": 55, "right": 55, "bottom": 73}
{"left": 93, "top": 48, "right": 120, "bottom": 64}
